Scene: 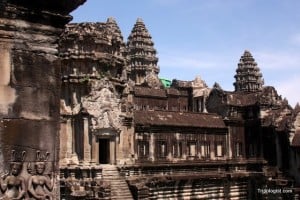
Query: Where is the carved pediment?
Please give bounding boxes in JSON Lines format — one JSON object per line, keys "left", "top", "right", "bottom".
{"left": 82, "top": 80, "right": 122, "bottom": 131}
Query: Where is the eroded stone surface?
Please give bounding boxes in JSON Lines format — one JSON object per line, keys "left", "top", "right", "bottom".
{"left": 0, "top": 1, "right": 85, "bottom": 199}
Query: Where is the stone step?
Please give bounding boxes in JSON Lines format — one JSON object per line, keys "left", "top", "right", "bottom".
{"left": 110, "top": 184, "right": 131, "bottom": 188}
{"left": 111, "top": 193, "right": 132, "bottom": 196}
{"left": 111, "top": 192, "right": 132, "bottom": 196}
{"left": 102, "top": 165, "right": 133, "bottom": 200}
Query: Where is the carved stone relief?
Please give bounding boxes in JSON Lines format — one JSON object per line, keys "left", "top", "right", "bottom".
{"left": 144, "top": 70, "right": 162, "bottom": 88}
{"left": 82, "top": 79, "right": 122, "bottom": 132}
{"left": 28, "top": 151, "right": 53, "bottom": 200}
{"left": 0, "top": 150, "right": 26, "bottom": 200}
{"left": 0, "top": 150, "right": 55, "bottom": 200}
{"left": 192, "top": 76, "right": 210, "bottom": 98}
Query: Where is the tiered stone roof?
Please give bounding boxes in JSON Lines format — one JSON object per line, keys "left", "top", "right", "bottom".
{"left": 127, "top": 18, "right": 159, "bottom": 84}
{"left": 106, "top": 17, "right": 123, "bottom": 41}
{"left": 134, "top": 86, "right": 167, "bottom": 98}
{"left": 59, "top": 18, "right": 126, "bottom": 61}
{"left": 134, "top": 110, "right": 226, "bottom": 129}
{"left": 234, "top": 50, "right": 264, "bottom": 92}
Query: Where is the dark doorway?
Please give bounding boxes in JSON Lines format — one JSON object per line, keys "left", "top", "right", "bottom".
{"left": 99, "top": 139, "right": 110, "bottom": 164}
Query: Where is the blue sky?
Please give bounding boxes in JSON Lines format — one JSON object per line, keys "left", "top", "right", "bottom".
{"left": 71, "top": 0, "right": 300, "bottom": 107}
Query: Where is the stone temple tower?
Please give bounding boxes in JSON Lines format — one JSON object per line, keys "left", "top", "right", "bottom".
{"left": 234, "top": 50, "right": 264, "bottom": 92}
{"left": 127, "top": 18, "right": 159, "bottom": 85}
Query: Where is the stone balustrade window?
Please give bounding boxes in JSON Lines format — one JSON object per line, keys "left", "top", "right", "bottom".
{"left": 235, "top": 142, "right": 243, "bottom": 157}
{"left": 138, "top": 141, "right": 149, "bottom": 158}
{"left": 200, "top": 142, "right": 210, "bottom": 159}
{"left": 156, "top": 141, "right": 167, "bottom": 158}
{"left": 172, "top": 141, "right": 182, "bottom": 158}
{"left": 188, "top": 141, "right": 197, "bottom": 157}
{"left": 215, "top": 142, "right": 224, "bottom": 157}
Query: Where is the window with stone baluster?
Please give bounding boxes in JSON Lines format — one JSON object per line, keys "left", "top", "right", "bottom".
{"left": 156, "top": 140, "right": 167, "bottom": 159}
{"left": 137, "top": 140, "right": 149, "bottom": 158}
{"left": 172, "top": 141, "right": 183, "bottom": 158}
{"left": 187, "top": 141, "right": 197, "bottom": 157}
{"left": 200, "top": 141, "right": 210, "bottom": 159}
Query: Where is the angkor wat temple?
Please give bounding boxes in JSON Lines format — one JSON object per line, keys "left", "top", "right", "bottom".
{"left": 0, "top": 1, "right": 300, "bottom": 199}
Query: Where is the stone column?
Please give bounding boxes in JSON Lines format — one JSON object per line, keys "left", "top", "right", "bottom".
{"left": 66, "top": 118, "right": 73, "bottom": 158}
{"left": 210, "top": 141, "right": 215, "bottom": 159}
{"left": 228, "top": 127, "right": 232, "bottom": 159}
{"left": 203, "top": 95, "right": 208, "bottom": 113}
{"left": 83, "top": 117, "right": 91, "bottom": 163}
{"left": 71, "top": 118, "right": 76, "bottom": 154}
{"left": 115, "top": 134, "right": 120, "bottom": 164}
{"left": 149, "top": 133, "right": 155, "bottom": 161}
{"left": 60, "top": 119, "right": 69, "bottom": 165}
{"left": 199, "top": 98, "right": 202, "bottom": 112}
{"left": 0, "top": 1, "right": 86, "bottom": 199}
{"left": 60, "top": 117, "right": 79, "bottom": 165}
{"left": 91, "top": 135, "right": 98, "bottom": 163}
{"left": 110, "top": 139, "right": 116, "bottom": 164}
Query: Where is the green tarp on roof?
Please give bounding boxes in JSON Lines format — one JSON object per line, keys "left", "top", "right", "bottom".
{"left": 160, "top": 78, "right": 171, "bottom": 88}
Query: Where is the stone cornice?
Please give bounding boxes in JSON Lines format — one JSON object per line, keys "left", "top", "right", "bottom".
{"left": 0, "top": 0, "right": 86, "bottom": 28}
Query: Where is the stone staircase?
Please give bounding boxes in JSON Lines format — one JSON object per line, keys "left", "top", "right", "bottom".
{"left": 102, "top": 164, "right": 134, "bottom": 200}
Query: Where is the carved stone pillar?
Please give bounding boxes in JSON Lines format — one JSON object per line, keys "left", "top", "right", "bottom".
{"left": 60, "top": 117, "right": 74, "bottom": 165}
{"left": 149, "top": 133, "right": 155, "bottom": 161}
{"left": 66, "top": 118, "right": 73, "bottom": 158}
{"left": 72, "top": 118, "right": 77, "bottom": 155}
{"left": 203, "top": 95, "right": 208, "bottom": 113}
{"left": 115, "top": 134, "right": 120, "bottom": 164}
{"left": 228, "top": 128, "right": 232, "bottom": 159}
{"left": 83, "top": 117, "right": 91, "bottom": 163}
{"left": 0, "top": 1, "right": 86, "bottom": 199}
{"left": 91, "top": 135, "right": 98, "bottom": 163}
{"left": 110, "top": 139, "right": 116, "bottom": 164}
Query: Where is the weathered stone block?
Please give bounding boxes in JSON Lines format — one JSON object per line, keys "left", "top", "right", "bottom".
{"left": 0, "top": 1, "right": 85, "bottom": 199}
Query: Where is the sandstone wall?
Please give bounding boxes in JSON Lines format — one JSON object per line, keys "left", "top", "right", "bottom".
{"left": 0, "top": 1, "right": 85, "bottom": 199}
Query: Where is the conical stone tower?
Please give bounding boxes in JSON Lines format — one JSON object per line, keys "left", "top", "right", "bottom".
{"left": 127, "top": 18, "right": 159, "bottom": 85}
{"left": 234, "top": 50, "right": 264, "bottom": 92}
{"left": 106, "top": 17, "right": 127, "bottom": 57}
